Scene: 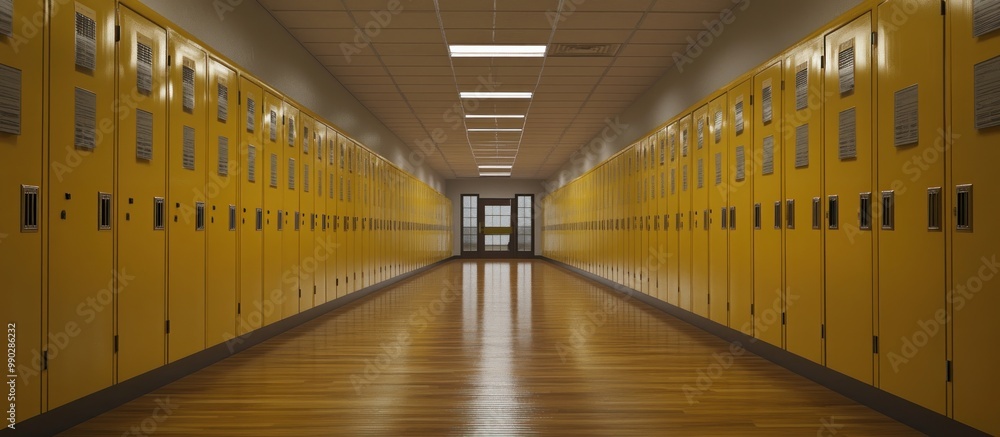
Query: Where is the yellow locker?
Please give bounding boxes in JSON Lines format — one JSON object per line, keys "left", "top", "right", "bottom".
{"left": 752, "top": 61, "right": 784, "bottom": 348}
{"left": 666, "top": 122, "right": 680, "bottom": 306}
{"left": 261, "top": 91, "right": 283, "bottom": 326}
{"left": 728, "top": 79, "right": 754, "bottom": 335}
{"left": 362, "top": 150, "right": 372, "bottom": 288}
{"left": 628, "top": 151, "right": 637, "bottom": 289}
{"left": 326, "top": 130, "right": 339, "bottom": 300}
{"left": 166, "top": 31, "right": 207, "bottom": 363}
{"left": 875, "top": 0, "right": 946, "bottom": 413}
{"left": 205, "top": 59, "right": 239, "bottom": 347}
{"left": 656, "top": 129, "right": 669, "bottom": 303}
{"left": 314, "top": 125, "right": 329, "bottom": 304}
{"left": 237, "top": 76, "right": 264, "bottom": 335}
{"left": 345, "top": 139, "right": 357, "bottom": 293}
{"left": 708, "top": 94, "right": 730, "bottom": 325}
{"left": 951, "top": 2, "right": 1000, "bottom": 432}
{"left": 282, "top": 101, "right": 301, "bottom": 318}
{"left": 46, "top": 0, "right": 117, "bottom": 410}
{"left": 824, "top": 13, "right": 876, "bottom": 385}
{"left": 116, "top": 6, "right": 168, "bottom": 381}
{"left": 2, "top": 0, "right": 46, "bottom": 419}
{"left": 783, "top": 37, "right": 825, "bottom": 364}
{"left": 678, "top": 114, "right": 693, "bottom": 311}
{"left": 298, "top": 113, "right": 315, "bottom": 311}
{"left": 335, "top": 133, "right": 348, "bottom": 298}
{"left": 692, "top": 105, "right": 711, "bottom": 317}
{"left": 639, "top": 141, "right": 649, "bottom": 295}
{"left": 646, "top": 137, "right": 657, "bottom": 295}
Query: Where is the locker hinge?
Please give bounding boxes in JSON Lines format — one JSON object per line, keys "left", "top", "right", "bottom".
{"left": 238, "top": 90, "right": 241, "bottom": 101}
{"left": 237, "top": 303, "right": 241, "bottom": 314}
{"left": 115, "top": 25, "right": 121, "bottom": 42}
{"left": 167, "top": 55, "right": 171, "bottom": 66}
{"left": 314, "top": 285, "right": 317, "bottom": 295}
{"left": 873, "top": 335, "right": 879, "bottom": 354}
{"left": 114, "top": 335, "right": 119, "bottom": 353}
{"left": 707, "top": 294, "right": 710, "bottom": 304}
{"left": 872, "top": 31, "right": 878, "bottom": 46}
{"left": 820, "top": 55, "right": 825, "bottom": 69}
{"left": 946, "top": 360, "right": 953, "bottom": 382}
{"left": 283, "top": 115, "right": 286, "bottom": 125}
{"left": 41, "top": 350, "right": 48, "bottom": 371}
{"left": 165, "top": 320, "right": 171, "bottom": 334}
{"left": 749, "top": 95, "right": 754, "bottom": 106}
{"left": 781, "top": 80, "right": 785, "bottom": 90}
{"left": 821, "top": 324, "right": 826, "bottom": 339}
{"left": 727, "top": 302, "right": 730, "bottom": 311}
{"left": 942, "top": 0, "right": 947, "bottom": 15}
{"left": 750, "top": 303, "right": 755, "bottom": 315}
{"left": 781, "top": 312, "right": 786, "bottom": 325}
{"left": 298, "top": 289, "right": 302, "bottom": 298}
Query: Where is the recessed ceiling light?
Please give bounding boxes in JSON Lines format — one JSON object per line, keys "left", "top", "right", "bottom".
{"left": 479, "top": 165, "right": 514, "bottom": 170}
{"left": 468, "top": 128, "right": 522, "bottom": 132}
{"left": 479, "top": 172, "right": 512, "bottom": 177}
{"left": 460, "top": 92, "right": 533, "bottom": 99}
{"left": 449, "top": 45, "right": 546, "bottom": 58}
{"left": 465, "top": 114, "right": 526, "bottom": 119}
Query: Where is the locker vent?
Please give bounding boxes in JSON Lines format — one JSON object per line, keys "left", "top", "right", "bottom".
{"left": 136, "top": 41, "right": 153, "bottom": 94}
{"left": 153, "top": 197, "right": 165, "bottom": 230}
{"left": 859, "top": 192, "right": 872, "bottom": 230}
{"left": 229, "top": 205, "right": 237, "bottom": 231}
{"left": 956, "top": 184, "right": 973, "bottom": 231}
{"left": 218, "top": 136, "right": 230, "bottom": 176}
{"left": 786, "top": 199, "right": 795, "bottom": 230}
{"left": 774, "top": 201, "right": 782, "bottom": 229}
{"left": 20, "top": 185, "right": 39, "bottom": 232}
{"left": 75, "top": 11, "right": 97, "bottom": 70}
{"left": 247, "top": 145, "right": 256, "bottom": 182}
{"left": 195, "top": 202, "right": 206, "bottom": 231}
{"left": 98, "top": 192, "right": 112, "bottom": 230}
{"left": 828, "top": 195, "right": 840, "bottom": 230}
{"left": 812, "top": 197, "right": 822, "bottom": 230}
{"left": 246, "top": 97, "right": 256, "bottom": 132}
{"left": 753, "top": 203, "right": 762, "bottom": 230}
{"left": 881, "top": 191, "right": 895, "bottom": 230}
{"left": 181, "top": 62, "right": 195, "bottom": 112}
{"left": 547, "top": 43, "right": 621, "bottom": 57}
{"left": 256, "top": 208, "right": 263, "bottom": 231}
{"left": 927, "top": 187, "right": 943, "bottom": 230}
{"left": 217, "top": 83, "right": 229, "bottom": 122}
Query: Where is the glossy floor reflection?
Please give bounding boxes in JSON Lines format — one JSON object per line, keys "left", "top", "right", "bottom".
{"left": 61, "top": 260, "right": 917, "bottom": 436}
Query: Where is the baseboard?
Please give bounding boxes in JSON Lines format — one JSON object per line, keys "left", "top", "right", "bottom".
{"left": 7, "top": 256, "right": 458, "bottom": 437}
{"left": 541, "top": 257, "right": 988, "bottom": 437}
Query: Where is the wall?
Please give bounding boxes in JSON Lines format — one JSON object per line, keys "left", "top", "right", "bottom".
{"left": 137, "top": 0, "right": 445, "bottom": 192}
{"left": 446, "top": 179, "right": 548, "bottom": 256}
{"left": 547, "top": 0, "right": 864, "bottom": 189}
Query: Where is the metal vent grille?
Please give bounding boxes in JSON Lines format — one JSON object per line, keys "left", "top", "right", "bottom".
{"left": 548, "top": 44, "right": 621, "bottom": 57}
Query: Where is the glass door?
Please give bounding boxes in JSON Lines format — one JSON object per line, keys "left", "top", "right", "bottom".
{"left": 461, "top": 195, "right": 534, "bottom": 258}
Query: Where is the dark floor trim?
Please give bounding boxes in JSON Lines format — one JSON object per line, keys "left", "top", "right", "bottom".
{"left": 541, "top": 257, "right": 988, "bottom": 437}
{"left": 8, "top": 257, "right": 459, "bottom": 437}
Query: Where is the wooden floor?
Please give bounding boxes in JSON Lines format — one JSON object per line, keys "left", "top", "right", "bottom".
{"left": 61, "top": 260, "right": 918, "bottom": 436}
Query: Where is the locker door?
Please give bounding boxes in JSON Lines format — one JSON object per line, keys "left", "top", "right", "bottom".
{"left": 325, "top": 130, "right": 338, "bottom": 300}
{"left": 166, "top": 31, "right": 207, "bottom": 363}
{"left": 237, "top": 76, "right": 264, "bottom": 335}
{"left": 314, "top": 125, "right": 328, "bottom": 304}
{"left": 824, "top": 13, "right": 875, "bottom": 385}
{"left": 43, "top": 0, "right": 115, "bottom": 411}
{"left": 346, "top": 140, "right": 357, "bottom": 293}
{"left": 646, "top": 138, "right": 657, "bottom": 295}
{"left": 666, "top": 122, "right": 680, "bottom": 306}
{"left": 116, "top": 7, "right": 167, "bottom": 381}
{"left": 281, "top": 102, "right": 300, "bottom": 318}
{"left": 752, "top": 61, "right": 784, "bottom": 348}
{"left": 656, "top": 129, "right": 669, "bottom": 302}
{"left": 950, "top": 0, "right": 1000, "bottom": 427}
{"left": 336, "top": 134, "right": 347, "bottom": 298}
{"left": 708, "top": 94, "right": 730, "bottom": 325}
{"left": 205, "top": 59, "right": 239, "bottom": 347}
{"left": 678, "top": 114, "right": 693, "bottom": 311}
{"left": 298, "top": 113, "right": 315, "bottom": 311}
{"left": 0, "top": 3, "right": 45, "bottom": 422}
{"left": 692, "top": 105, "right": 711, "bottom": 317}
{"left": 876, "top": 0, "right": 946, "bottom": 413}
{"left": 362, "top": 150, "right": 372, "bottom": 288}
{"left": 640, "top": 141, "right": 650, "bottom": 295}
{"left": 729, "top": 79, "right": 754, "bottom": 335}
{"left": 783, "top": 37, "right": 825, "bottom": 365}
{"left": 261, "top": 91, "right": 283, "bottom": 326}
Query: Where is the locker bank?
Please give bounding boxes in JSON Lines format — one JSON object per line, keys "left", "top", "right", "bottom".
{"left": 0, "top": 0, "right": 997, "bottom": 435}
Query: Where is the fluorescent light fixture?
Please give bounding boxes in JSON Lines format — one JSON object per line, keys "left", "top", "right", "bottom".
{"left": 465, "top": 114, "right": 526, "bottom": 119}
{"left": 468, "top": 128, "right": 522, "bottom": 132}
{"left": 460, "top": 92, "right": 533, "bottom": 99}
{"left": 479, "top": 165, "right": 514, "bottom": 170}
{"left": 450, "top": 45, "right": 546, "bottom": 58}
{"left": 479, "top": 172, "right": 512, "bottom": 177}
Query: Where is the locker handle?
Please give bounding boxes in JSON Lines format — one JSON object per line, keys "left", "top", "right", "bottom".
{"left": 828, "top": 195, "right": 839, "bottom": 230}
{"left": 881, "top": 191, "right": 895, "bottom": 230}
{"left": 729, "top": 207, "right": 736, "bottom": 230}
{"left": 811, "top": 197, "right": 821, "bottom": 230}
{"left": 859, "top": 192, "right": 872, "bottom": 230}
{"left": 256, "top": 208, "right": 263, "bottom": 231}
{"left": 153, "top": 197, "right": 166, "bottom": 230}
{"left": 721, "top": 207, "right": 728, "bottom": 230}
{"left": 753, "top": 203, "right": 762, "bottom": 230}
{"left": 786, "top": 199, "right": 795, "bottom": 230}
{"left": 195, "top": 202, "right": 206, "bottom": 231}
{"left": 774, "top": 201, "right": 782, "bottom": 230}
{"left": 927, "top": 187, "right": 942, "bottom": 231}
{"left": 20, "top": 185, "right": 39, "bottom": 233}
{"left": 956, "top": 184, "right": 972, "bottom": 231}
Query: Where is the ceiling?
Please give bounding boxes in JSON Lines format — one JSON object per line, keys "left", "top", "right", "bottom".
{"left": 258, "top": 0, "right": 739, "bottom": 179}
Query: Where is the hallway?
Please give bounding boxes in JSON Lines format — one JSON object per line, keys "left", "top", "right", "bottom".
{"left": 61, "top": 260, "right": 916, "bottom": 436}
